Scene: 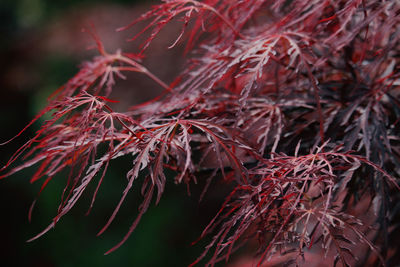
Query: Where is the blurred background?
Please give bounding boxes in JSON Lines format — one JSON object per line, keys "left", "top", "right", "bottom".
{"left": 0, "top": 0, "right": 229, "bottom": 266}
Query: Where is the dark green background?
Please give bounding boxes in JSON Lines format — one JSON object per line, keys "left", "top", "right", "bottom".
{"left": 0, "top": 1, "right": 228, "bottom": 266}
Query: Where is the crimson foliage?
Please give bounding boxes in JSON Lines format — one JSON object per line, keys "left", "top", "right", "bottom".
{"left": 2, "top": 0, "right": 400, "bottom": 266}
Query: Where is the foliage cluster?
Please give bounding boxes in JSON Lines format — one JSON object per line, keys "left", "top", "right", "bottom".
{"left": 2, "top": 0, "right": 400, "bottom": 266}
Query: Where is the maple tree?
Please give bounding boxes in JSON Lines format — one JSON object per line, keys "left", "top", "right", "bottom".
{"left": 1, "top": 0, "right": 400, "bottom": 266}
